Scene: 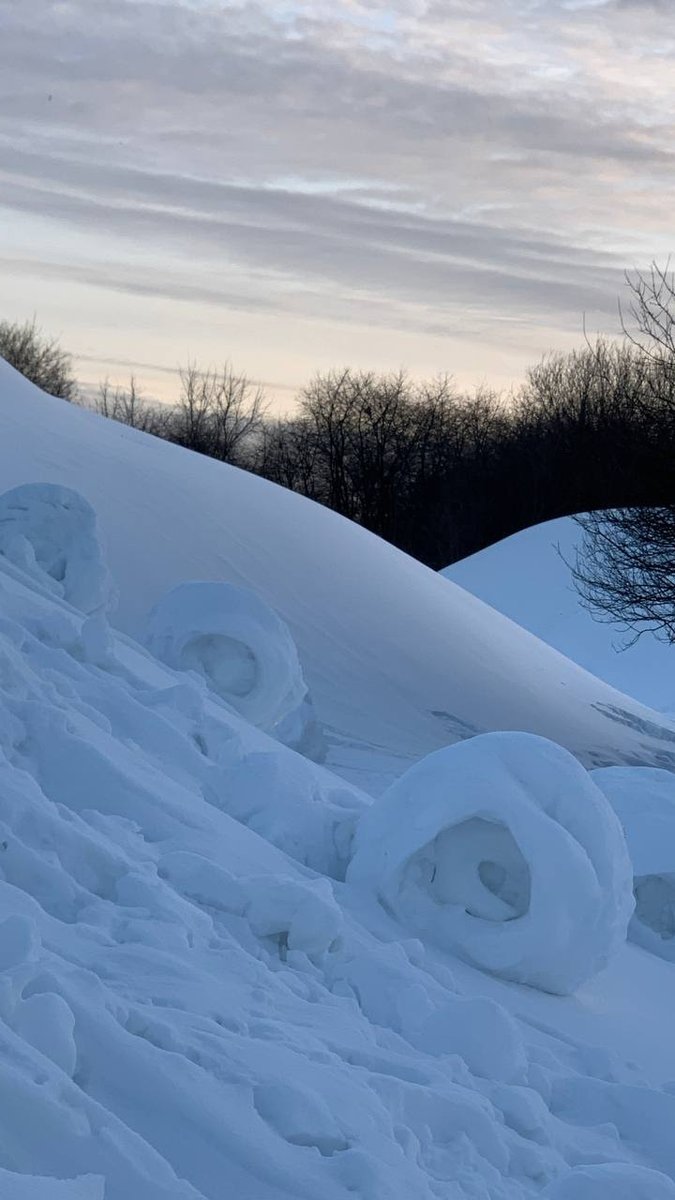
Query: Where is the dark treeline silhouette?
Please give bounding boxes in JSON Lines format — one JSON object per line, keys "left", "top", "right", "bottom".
{"left": 3, "top": 266, "right": 675, "bottom": 575}
{"left": 86, "top": 338, "right": 675, "bottom": 569}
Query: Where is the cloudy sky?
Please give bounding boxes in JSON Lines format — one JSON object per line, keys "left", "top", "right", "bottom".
{"left": 0, "top": 0, "right": 673, "bottom": 406}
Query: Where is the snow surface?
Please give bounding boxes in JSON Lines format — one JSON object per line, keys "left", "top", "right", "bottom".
{"left": 3, "top": 361, "right": 675, "bottom": 1197}
{"left": 2, "top": 360, "right": 675, "bottom": 797}
{"left": 443, "top": 517, "right": 675, "bottom": 713}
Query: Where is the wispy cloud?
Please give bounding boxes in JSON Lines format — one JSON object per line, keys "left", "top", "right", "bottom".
{"left": 0, "top": 0, "right": 672, "bottom": 397}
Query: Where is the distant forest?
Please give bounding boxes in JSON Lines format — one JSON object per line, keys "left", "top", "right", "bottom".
{"left": 2, "top": 267, "right": 674, "bottom": 571}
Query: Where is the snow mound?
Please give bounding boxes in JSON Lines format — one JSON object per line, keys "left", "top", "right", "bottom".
{"left": 546, "top": 1162, "right": 675, "bottom": 1198}
{"left": 145, "top": 581, "right": 323, "bottom": 753}
{"left": 0, "top": 483, "right": 115, "bottom": 614}
{"left": 592, "top": 766, "right": 675, "bottom": 961}
{"left": 348, "top": 732, "right": 634, "bottom": 993}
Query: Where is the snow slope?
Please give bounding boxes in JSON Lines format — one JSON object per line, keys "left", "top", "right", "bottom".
{"left": 1, "top": 360, "right": 675, "bottom": 794}
{"left": 443, "top": 518, "right": 674, "bottom": 713}
{"left": 3, "top": 363, "right": 675, "bottom": 1198}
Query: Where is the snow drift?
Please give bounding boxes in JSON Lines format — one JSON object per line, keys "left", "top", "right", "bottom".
{"left": 348, "top": 732, "right": 634, "bottom": 993}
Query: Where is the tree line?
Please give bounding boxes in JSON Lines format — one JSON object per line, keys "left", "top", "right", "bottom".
{"left": 2, "top": 264, "right": 674, "bottom": 642}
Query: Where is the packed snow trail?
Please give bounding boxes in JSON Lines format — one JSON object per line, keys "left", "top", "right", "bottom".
{"left": 2, "top": 360, "right": 675, "bottom": 796}
{"left": 2, "top": 479, "right": 675, "bottom": 1197}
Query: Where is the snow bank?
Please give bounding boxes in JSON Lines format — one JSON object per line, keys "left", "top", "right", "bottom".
{"left": 348, "top": 732, "right": 634, "bottom": 993}
{"left": 0, "top": 483, "right": 115, "bottom": 614}
{"left": 592, "top": 766, "right": 675, "bottom": 961}
{"left": 145, "top": 581, "right": 324, "bottom": 755}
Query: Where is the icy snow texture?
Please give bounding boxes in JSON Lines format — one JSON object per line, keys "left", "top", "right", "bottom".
{"left": 0, "top": 483, "right": 115, "bottom": 614}
{"left": 213, "top": 750, "right": 364, "bottom": 879}
{"left": 415, "top": 994, "right": 527, "bottom": 1082}
{"left": 145, "top": 581, "right": 322, "bottom": 753}
{"left": 592, "top": 767, "right": 675, "bottom": 961}
{"left": 348, "top": 732, "right": 634, "bottom": 993}
{"left": 546, "top": 1162, "right": 675, "bottom": 1198}
{"left": 0, "top": 1170, "right": 105, "bottom": 1199}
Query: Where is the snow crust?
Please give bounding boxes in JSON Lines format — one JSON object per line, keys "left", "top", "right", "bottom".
{"left": 348, "top": 732, "right": 634, "bottom": 993}
{"left": 3, "top": 366, "right": 675, "bottom": 1198}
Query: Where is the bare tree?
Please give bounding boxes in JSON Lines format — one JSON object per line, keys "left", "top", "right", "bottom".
{"left": 573, "top": 507, "right": 675, "bottom": 643}
{"left": 621, "top": 260, "right": 675, "bottom": 362}
{"left": 0, "top": 317, "right": 77, "bottom": 400}
{"left": 170, "top": 363, "right": 268, "bottom": 464}
{"left": 569, "top": 266, "right": 675, "bottom": 640}
{"left": 94, "top": 377, "right": 172, "bottom": 437}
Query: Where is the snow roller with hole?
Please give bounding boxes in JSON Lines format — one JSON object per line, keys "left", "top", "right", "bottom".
{"left": 347, "top": 731, "right": 634, "bottom": 993}
{"left": 592, "top": 765, "right": 675, "bottom": 962}
{"left": 0, "top": 483, "right": 115, "bottom": 614}
{"left": 145, "top": 580, "right": 319, "bottom": 744}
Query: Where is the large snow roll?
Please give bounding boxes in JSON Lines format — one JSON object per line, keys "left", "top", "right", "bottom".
{"left": 145, "top": 580, "right": 314, "bottom": 739}
{"left": 0, "top": 483, "right": 115, "bottom": 614}
{"left": 592, "top": 766, "right": 675, "bottom": 961}
{"left": 348, "top": 732, "right": 633, "bottom": 993}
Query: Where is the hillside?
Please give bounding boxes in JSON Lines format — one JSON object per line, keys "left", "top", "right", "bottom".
{"left": 1, "top": 361, "right": 675, "bottom": 794}
{"left": 3, "top": 363, "right": 675, "bottom": 1199}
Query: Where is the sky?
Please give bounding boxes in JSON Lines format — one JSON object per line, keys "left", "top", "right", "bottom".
{"left": 0, "top": 0, "right": 673, "bottom": 408}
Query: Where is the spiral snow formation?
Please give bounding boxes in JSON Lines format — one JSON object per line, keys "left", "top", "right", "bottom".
{"left": 348, "top": 732, "right": 634, "bottom": 994}
{"left": 145, "top": 580, "right": 313, "bottom": 740}
{"left": 0, "top": 483, "right": 115, "bottom": 614}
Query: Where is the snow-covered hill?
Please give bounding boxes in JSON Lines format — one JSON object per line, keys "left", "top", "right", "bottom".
{"left": 1, "top": 360, "right": 675, "bottom": 794}
{"left": 4, "top": 362, "right": 675, "bottom": 1199}
{"left": 443, "top": 519, "right": 674, "bottom": 714}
